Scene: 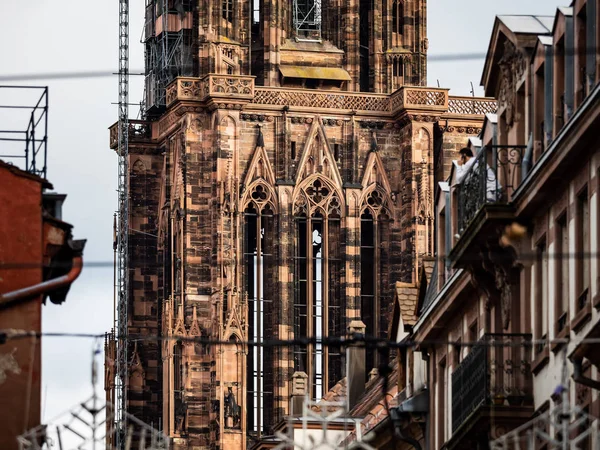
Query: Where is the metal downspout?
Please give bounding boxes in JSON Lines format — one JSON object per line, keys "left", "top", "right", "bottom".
{"left": 0, "top": 256, "right": 83, "bottom": 310}
{"left": 572, "top": 358, "right": 600, "bottom": 391}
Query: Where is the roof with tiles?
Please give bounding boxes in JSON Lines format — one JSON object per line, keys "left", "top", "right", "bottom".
{"left": 420, "top": 261, "right": 438, "bottom": 314}
{"left": 395, "top": 282, "right": 419, "bottom": 326}
{"left": 310, "top": 377, "right": 347, "bottom": 413}
{"left": 341, "top": 360, "right": 404, "bottom": 446}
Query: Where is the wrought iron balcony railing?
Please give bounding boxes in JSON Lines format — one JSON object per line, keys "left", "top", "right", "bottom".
{"left": 451, "top": 333, "right": 533, "bottom": 434}
{"left": 457, "top": 145, "right": 526, "bottom": 234}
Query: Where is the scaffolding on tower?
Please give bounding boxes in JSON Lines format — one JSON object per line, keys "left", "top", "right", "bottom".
{"left": 143, "top": 0, "right": 195, "bottom": 117}
{"left": 115, "top": 0, "right": 130, "bottom": 448}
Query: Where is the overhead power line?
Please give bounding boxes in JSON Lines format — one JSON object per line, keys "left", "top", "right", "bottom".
{"left": 1, "top": 250, "right": 599, "bottom": 271}
{"left": 2, "top": 328, "right": 599, "bottom": 350}
{"left": 0, "top": 48, "right": 598, "bottom": 82}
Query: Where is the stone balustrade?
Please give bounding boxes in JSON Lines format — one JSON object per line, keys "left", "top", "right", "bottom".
{"left": 166, "top": 75, "right": 255, "bottom": 106}
{"left": 447, "top": 96, "right": 497, "bottom": 116}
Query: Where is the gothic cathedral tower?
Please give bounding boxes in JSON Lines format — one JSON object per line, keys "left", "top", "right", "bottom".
{"left": 107, "top": 1, "right": 489, "bottom": 450}
{"left": 143, "top": 0, "right": 428, "bottom": 116}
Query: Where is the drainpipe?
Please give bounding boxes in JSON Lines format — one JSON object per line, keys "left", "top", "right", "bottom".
{"left": 389, "top": 408, "right": 423, "bottom": 450}
{"left": 572, "top": 358, "right": 600, "bottom": 391}
{"left": 0, "top": 256, "right": 83, "bottom": 311}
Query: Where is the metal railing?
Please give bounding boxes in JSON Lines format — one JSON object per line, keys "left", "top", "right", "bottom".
{"left": 457, "top": 145, "right": 526, "bottom": 233}
{"left": 451, "top": 333, "right": 533, "bottom": 434}
{"left": 0, "top": 86, "right": 48, "bottom": 178}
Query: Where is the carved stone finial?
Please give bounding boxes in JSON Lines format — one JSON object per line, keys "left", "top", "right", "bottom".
{"left": 369, "top": 368, "right": 379, "bottom": 381}
{"left": 256, "top": 124, "right": 264, "bottom": 149}
{"left": 370, "top": 130, "right": 378, "bottom": 153}
{"left": 291, "top": 371, "right": 309, "bottom": 396}
{"left": 347, "top": 320, "right": 367, "bottom": 335}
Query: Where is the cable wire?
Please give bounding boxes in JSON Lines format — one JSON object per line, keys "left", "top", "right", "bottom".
{"left": 2, "top": 328, "right": 600, "bottom": 350}
{"left": 0, "top": 49, "right": 598, "bottom": 82}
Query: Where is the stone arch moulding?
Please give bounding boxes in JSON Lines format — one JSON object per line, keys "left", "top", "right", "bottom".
{"left": 132, "top": 158, "right": 147, "bottom": 173}
{"left": 243, "top": 141, "right": 276, "bottom": 186}
{"left": 295, "top": 116, "right": 343, "bottom": 188}
{"left": 360, "top": 151, "right": 393, "bottom": 193}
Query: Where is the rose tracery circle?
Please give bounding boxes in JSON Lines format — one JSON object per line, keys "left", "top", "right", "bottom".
{"left": 361, "top": 187, "right": 391, "bottom": 219}
{"left": 294, "top": 177, "right": 342, "bottom": 218}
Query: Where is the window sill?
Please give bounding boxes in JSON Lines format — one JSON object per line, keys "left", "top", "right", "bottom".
{"left": 551, "top": 325, "right": 570, "bottom": 353}
{"left": 532, "top": 345, "right": 550, "bottom": 375}
{"left": 571, "top": 302, "right": 592, "bottom": 333}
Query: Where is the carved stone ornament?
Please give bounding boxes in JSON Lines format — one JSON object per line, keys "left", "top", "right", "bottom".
{"left": 498, "top": 40, "right": 525, "bottom": 127}
{"left": 494, "top": 266, "right": 512, "bottom": 330}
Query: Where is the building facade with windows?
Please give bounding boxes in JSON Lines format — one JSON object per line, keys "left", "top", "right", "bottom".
{"left": 384, "top": 2, "right": 600, "bottom": 448}
{"left": 105, "top": 1, "right": 497, "bottom": 449}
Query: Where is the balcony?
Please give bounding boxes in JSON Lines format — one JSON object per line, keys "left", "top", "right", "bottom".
{"left": 166, "top": 74, "right": 255, "bottom": 107}
{"left": 449, "top": 144, "right": 527, "bottom": 275}
{"left": 456, "top": 145, "right": 526, "bottom": 234}
{"left": 108, "top": 120, "right": 153, "bottom": 150}
{"left": 449, "top": 334, "right": 533, "bottom": 448}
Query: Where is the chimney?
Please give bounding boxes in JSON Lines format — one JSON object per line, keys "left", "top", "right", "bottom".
{"left": 368, "top": 368, "right": 379, "bottom": 382}
{"left": 290, "top": 371, "right": 308, "bottom": 415}
{"left": 346, "top": 320, "right": 366, "bottom": 410}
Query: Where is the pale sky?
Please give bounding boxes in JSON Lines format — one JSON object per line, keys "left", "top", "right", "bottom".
{"left": 0, "top": 0, "right": 560, "bottom": 439}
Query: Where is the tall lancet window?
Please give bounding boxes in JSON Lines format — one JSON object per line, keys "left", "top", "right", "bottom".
{"left": 294, "top": 178, "right": 343, "bottom": 398}
{"left": 244, "top": 183, "right": 275, "bottom": 437}
{"left": 360, "top": 188, "right": 391, "bottom": 377}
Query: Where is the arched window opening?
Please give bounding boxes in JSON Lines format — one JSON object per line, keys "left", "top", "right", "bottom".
{"left": 244, "top": 189, "right": 275, "bottom": 438}
{"left": 397, "top": 1, "right": 404, "bottom": 35}
{"left": 360, "top": 189, "right": 391, "bottom": 378}
{"left": 293, "top": 178, "right": 344, "bottom": 398}
{"left": 392, "top": 2, "right": 398, "bottom": 33}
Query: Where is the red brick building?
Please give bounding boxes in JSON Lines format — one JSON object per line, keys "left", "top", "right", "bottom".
{"left": 0, "top": 160, "right": 85, "bottom": 449}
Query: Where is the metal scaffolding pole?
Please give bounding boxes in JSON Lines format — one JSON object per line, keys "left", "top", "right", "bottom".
{"left": 116, "top": 0, "right": 130, "bottom": 448}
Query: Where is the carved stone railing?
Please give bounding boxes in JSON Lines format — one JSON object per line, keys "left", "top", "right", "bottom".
{"left": 109, "top": 120, "right": 152, "bottom": 149}
{"left": 165, "top": 77, "right": 495, "bottom": 119}
{"left": 448, "top": 96, "right": 497, "bottom": 115}
{"left": 166, "top": 75, "right": 255, "bottom": 106}
{"left": 394, "top": 86, "right": 449, "bottom": 112}
{"left": 452, "top": 334, "right": 533, "bottom": 434}
{"left": 251, "top": 85, "right": 448, "bottom": 115}
{"left": 251, "top": 87, "right": 391, "bottom": 113}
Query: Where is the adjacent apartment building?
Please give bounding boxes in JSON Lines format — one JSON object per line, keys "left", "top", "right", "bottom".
{"left": 349, "top": 1, "right": 600, "bottom": 449}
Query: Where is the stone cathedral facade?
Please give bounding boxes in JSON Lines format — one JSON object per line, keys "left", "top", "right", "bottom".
{"left": 106, "top": 1, "right": 495, "bottom": 449}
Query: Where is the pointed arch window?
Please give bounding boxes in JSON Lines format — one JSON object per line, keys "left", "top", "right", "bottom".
{"left": 360, "top": 188, "right": 391, "bottom": 377}
{"left": 243, "top": 183, "right": 276, "bottom": 438}
{"left": 294, "top": 178, "right": 344, "bottom": 399}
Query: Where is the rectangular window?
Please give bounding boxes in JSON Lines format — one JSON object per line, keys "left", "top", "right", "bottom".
{"left": 437, "top": 359, "right": 446, "bottom": 448}
{"left": 556, "top": 215, "right": 569, "bottom": 332}
{"left": 553, "top": 37, "right": 566, "bottom": 135}
{"left": 535, "top": 239, "right": 548, "bottom": 351}
{"left": 577, "top": 187, "right": 590, "bottom": 309}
